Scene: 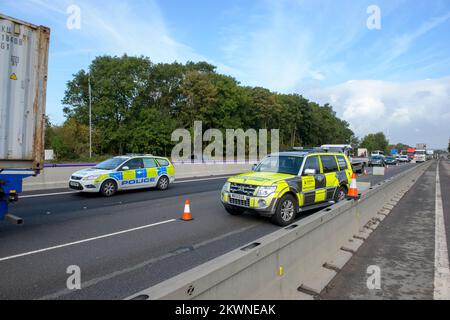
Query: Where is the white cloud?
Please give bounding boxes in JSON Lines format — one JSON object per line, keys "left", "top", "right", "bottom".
{"left": 307, "top": 77, "right": 450, "bottom": 148}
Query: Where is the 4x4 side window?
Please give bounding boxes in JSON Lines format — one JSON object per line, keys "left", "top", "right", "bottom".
{"left": 320, "top": 155, "right": 338, "bottom": 173}
{"left": 336, "top": 156, "right": 348, "bottom": 170}
{"left": 303, "top": 156, "right": 321, "bottom": 175}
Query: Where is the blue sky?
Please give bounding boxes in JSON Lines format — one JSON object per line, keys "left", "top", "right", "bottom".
{"left": 2, "top": 0, "right": 450, "bottom": 148}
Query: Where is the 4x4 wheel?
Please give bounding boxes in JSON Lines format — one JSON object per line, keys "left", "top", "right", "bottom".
{"left": 334, "top": 186, "right": 347, "bottom": 203}
{"left": 271, "top": 194, "right": 298, "bottom": 226}
{"left": 100, "top": 180, "right": 117, "bottom": 197}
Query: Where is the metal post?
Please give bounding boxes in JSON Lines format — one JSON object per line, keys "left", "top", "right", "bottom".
{"left": 88, "top": 70, "right": 92, "bottom": 159}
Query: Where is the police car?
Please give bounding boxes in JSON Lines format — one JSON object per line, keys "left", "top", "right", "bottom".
{"left": 69, "top": 155, "right": 175, "bottom": 196}
{"left": 221, "top": 151, "right": 353, "bottom": 226}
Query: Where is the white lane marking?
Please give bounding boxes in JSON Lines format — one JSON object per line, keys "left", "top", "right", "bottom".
{"left": 20, "top": 176, "right": 231, "bottom": 199}
{"left": 434, "top": 161, "right": 450, "bottom": 300}
{"left": 21, "top": 191, "right": 76, "bottom": 199}
{"left": 38, "top": 224, "right": 258, "bottom": 300}
{"left": 0, "top": 219, "right": 176, "bottom": 263}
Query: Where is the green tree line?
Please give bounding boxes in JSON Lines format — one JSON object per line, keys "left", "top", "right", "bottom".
{"left": 46, "top": 55, "right": 357, "bottom": 160}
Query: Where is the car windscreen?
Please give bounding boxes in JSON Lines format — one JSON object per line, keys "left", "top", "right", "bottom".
{"left": 255, "top": 156, "right": 304, "bottom": 175}
{"left": 371, "top": 156, "right": 382, "bottom": 160}
{"left": 95, "top": 157, "right": 128, "bottom": 170}
{"left": 385, "top": 157, "right": 395, "bottom": 160}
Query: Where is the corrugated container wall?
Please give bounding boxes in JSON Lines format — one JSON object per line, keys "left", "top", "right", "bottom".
{"left": 0, "top": 14, "right": 50, "bottom": 171}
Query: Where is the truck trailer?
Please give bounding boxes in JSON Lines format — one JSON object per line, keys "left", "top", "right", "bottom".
{"left": 0, "top": 14, "right": 50, "bottom": 224}
{"left": 320, "top": 144, "right": 369, "bottom": 174}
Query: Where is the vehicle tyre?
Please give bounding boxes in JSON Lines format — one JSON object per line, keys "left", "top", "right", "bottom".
{"left": 225, "top": 206, "right": 244, "bottom": 216}
{"left": 157, "top": 176, "right": 170, "bottom": 190}
{"left": 271, "top": 194, "right": 298, "bottom": 226}
{"left": 334, "top": 186, "right": 347, "bottom": 203}
{"left": 100, "top": 180, "right": 117, "bottom": 197}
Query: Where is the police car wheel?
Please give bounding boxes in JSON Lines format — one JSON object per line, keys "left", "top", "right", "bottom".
{"left": 100, "top": 180, "right": 117, "bottom": 197}
{"left": 157, "top": 176, "right": 170, "bottom": 190}
{"left": 334, "top": 187, "right": 347, "bottom": 203}
{"left": 272, "top": 194, "right": 297, "bottom": 226}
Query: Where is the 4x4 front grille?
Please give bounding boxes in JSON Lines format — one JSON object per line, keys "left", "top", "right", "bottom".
{"left": 230, "top": 183, "right": 257, "bottom": 196}
{"left": 229, "top": 198, "right": 250, "bottom": 207}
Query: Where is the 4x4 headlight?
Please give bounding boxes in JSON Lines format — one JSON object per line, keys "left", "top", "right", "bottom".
{"left": 256, "top": 186, "right": 277, "bottom": 197}
{"left": 222, "top": 182, "right": 231, "bottom": 193}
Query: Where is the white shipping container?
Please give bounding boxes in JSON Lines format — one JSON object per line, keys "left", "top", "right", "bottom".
{"left": 0, "top": 13, "right": 50, "bottom": 171}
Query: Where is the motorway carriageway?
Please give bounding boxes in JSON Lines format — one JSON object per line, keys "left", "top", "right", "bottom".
{"left": 321, "top": 159, "right": 450, "bottom": 300}
{"left": 0, "top": 163, "right": 417, "bottom": 299}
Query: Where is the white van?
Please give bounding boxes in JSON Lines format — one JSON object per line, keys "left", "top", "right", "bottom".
{"left": 371, "top": 150, "right": 385, "bottom": 157}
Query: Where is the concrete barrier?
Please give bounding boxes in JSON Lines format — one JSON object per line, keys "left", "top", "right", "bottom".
{"left": 127, "top": 161, "right": 432, "bottom": 300}
{"left": 22, "top": 163, "right": 254, "bottom": 191}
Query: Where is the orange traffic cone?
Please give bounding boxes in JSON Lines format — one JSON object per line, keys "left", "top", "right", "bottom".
{"left": 347, "top": 173, "right": 359, "bottom": 199}
{"left": 182, "top": 199, "right": 193, "bottom": 221}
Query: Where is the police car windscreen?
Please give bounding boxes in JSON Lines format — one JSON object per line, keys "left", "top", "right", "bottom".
{"left": 95, "top": 157, "right": 128, "bottom": 170}
{"left": 255, "top": 156, "right": 304, "bottom": 175}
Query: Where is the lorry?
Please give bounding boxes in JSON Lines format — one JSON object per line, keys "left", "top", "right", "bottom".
{"left": 414, "top": 149, "right": 427, "bottom": 163}
{"left": 0, "top": 14, "right": 50, "bottom": 224}
{"left": 426, "top": 149, "right": 434, "bottom": 160}
{"left": 320, "top": 144, "right": 368, "bottom": 174}
{"left": 407, "top": 148, "right": 416, "bottom": 161}
{"left": 357, "top": 148, "right": 368, "bottom": 158}
{"left": 416, "top": 143, "right": 427, "bottom": 150}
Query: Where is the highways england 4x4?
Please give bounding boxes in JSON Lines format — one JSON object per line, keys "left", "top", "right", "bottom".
{"left": 221, "top": 151, "right": 353, "bottom": 226}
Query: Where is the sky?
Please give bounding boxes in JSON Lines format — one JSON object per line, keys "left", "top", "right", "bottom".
{"left": 2, "top": 0, "right": 450, "bottom": 148}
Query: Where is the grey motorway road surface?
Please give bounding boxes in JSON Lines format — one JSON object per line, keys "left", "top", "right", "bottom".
{"left": 321, "top": 160, "right": 450, "bottom": 299}
{"left": 0, "top": 163, "right": 417, "bottom": 299}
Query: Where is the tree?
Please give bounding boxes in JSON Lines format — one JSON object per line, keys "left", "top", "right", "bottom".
{"left": 349, "top": 135, "right": 360, "bottom": 153}
{"left": 360, "top": 132, "right": 389, "bottom": 154}
{"left": 57, "top": 55, "right": 355, "bottom": 160}
{"left": 44, "top": 116, "right": 55, "bottom": 149}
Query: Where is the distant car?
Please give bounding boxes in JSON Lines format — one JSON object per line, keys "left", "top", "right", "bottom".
{"left": 369, "top": 155, "right": 385, "bottom": 167}
{"left": 69, "top": 155, "right": 175, "bottom": 196}
{"left": 384, "top": 156, "right": 398, "bottom": 166}
{"left": 398, "top": 155, "right": 410, "bottom": 163}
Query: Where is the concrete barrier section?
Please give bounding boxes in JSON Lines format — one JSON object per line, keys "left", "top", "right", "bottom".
{"left": 127, "top": 162, "right": 431, "bottom": 300}
{"left": 22, "top": 163, "right": 253, "bottom": 191}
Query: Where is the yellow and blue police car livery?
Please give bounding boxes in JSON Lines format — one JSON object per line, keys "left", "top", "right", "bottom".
{"left": 69, "top": 155, "right": 175, "bottom": 196}
{"left": 221, "top": 151, "right": 353, "bottom": 226}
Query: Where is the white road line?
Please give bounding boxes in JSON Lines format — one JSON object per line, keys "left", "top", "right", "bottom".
{"left": 21, "top": 191, "right": 76, "bottom": 198}
{"left": 20, "top": 176, "right": 231, "bottom": 199}
{"left": 38, "top": 223, "right": 258, "bottom": 300}
{"left": 0, "top": 219, "right": 176, "bottom": 263}
{"left": 434, "top": 161, "right": 450, "bottom": 300}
